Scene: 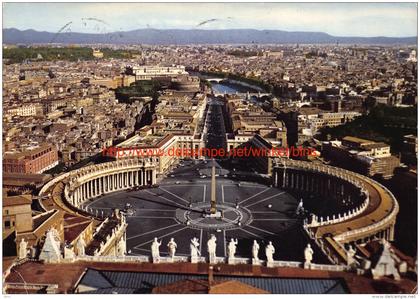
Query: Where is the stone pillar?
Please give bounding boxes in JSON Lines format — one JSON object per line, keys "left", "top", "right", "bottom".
{"left": 93, "top": 179, "right": 97, "bottom": 197}
{"left": 135, "top": 170, "right": 139, "bottom": 185}
{"left": 84, "top": 183, "right": 88, "bottom": 199}
{"left": 282, "top": 169, "right": 286, "bottom": 188}
{"left": 152, "top": 169, "right": 156, "bottom": 185}
{"left": 274, "top": 171, "right": 278, "bottom": 187}
{"left": 284, "top": 172, "right": 288, "bottom": 188}
{"left": 91, "top": 180, "right": 94, "bottom": 197}
{"left": 389, "top": 224, "right": 395, "bottom": 241}
{"left": 90, "top": 180, "right": 93, "bottom": 198}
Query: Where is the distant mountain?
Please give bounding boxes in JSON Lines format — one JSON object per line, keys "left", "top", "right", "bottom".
{"left": 3, "top": 28, "right": 417, "bottom": 45}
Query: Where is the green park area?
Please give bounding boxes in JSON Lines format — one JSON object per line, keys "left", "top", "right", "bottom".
{"left": 317, "top": 104, "right": 417, "bottom": 153}
{"left": 114, "top": 80, "right": 163, "bottom": 103}
{"left": 3, "top": 46, "right": 141, "bottom": 64}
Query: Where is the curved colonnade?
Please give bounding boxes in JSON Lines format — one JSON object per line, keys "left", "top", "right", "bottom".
{"left": 38, "top": 156, "right": 398, "bottom": 266}
{"left": 272, "top": 158, "right": 399, "bottom": 264}
{"left": 39, "top": 158, "right": 158, "bottom": 216}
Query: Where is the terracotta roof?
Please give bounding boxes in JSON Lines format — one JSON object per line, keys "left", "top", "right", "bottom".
{"left": 4, "top": 261, "right": 417, "bottom": 294}
{"left": 64, "top": 222, "right": 91, "bottom": 244}
{"left": 152, "top": 278, "right": 269, "bottom": 294}
{"left": 3, "top": 195, "right": 32, "bottom": 207}
{"left": 209, "top": 280, "right": 269, "bottom": 294}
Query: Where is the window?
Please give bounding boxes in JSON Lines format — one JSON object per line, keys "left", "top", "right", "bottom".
{"left": 4, "top": 220, "right": 11, "bottom": 228}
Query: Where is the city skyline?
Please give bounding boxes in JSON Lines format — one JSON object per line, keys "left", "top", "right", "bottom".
{"left": 3, "top": 2, "right": 418, "bottom": 37}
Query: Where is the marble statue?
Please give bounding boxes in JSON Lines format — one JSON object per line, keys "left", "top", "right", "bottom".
{"left": 265, "top": 241, "right": 275, "bottom": 263}
{"left": 190, "top": 237, "right": 201, "bottom": 258}
{"left": 252, "top": 240, "right": 260, "bottom": 263}
{"left": 347, "top": 245, "right": 357, "bottom": 267}
{"left": 296, "top": 198, "right": 304, "bottom": 215}
{"left": 64, "top": 245, "right": 76, "bottom": 260}
{"left": 304, "top": 243, "right": 314, "bottom": 268}
{"left": 207, "top": 234, "right": 217, "bottom": 263}
{"left": 18, "top": 238, "right": 28, "bottom": 259}
{"left": 117, "top": 237, "right": 126, "bottom": 257}
{"left": 310, "top": 214, "right": 318, "bottom": 226}
{"left": 151, "top": 237, "right": 162, "bottom": 262}
{"left": 76, "top": 237, "right": 86, "bottom": 256}
{"left": 227, "top": 238, "right": 238, "bottom": 259}
{"left": 371, "top": 239, "right": 401, "bottom": 280}
{"left": 167, "top": 238, "right": 177, "bottom": 259}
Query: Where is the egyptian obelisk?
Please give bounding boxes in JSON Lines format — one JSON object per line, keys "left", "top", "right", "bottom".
{"left": 210, "top": 160, "right": 217, "bottom": 214}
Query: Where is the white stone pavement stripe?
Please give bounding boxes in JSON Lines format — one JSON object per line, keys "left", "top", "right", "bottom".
{"left": 127, "top": 223, "right": 180, "bottom": 240}
{"left": 247, "top": 224, "right": 276, "bottom": 235}
{"left": 253, "top": 219, "right": 298, "bottom": 222}
{"left": 136, "top": 209, "right": 175, "bottom": 212}
{"left": 252, "top": 211, "right": 287, "bottom": 214}
{"left": 134, "top": 226, "right": 189, "bottom": 249}
{"left": 245, "top": 192, "right": 286, "bottom": 208}
{"left": 224, "top": 185, "right": 267, "bottom": 189}
{"left": 90, "top": 207, "right": 113, "bottom": 210}
{"left": 159, "top": 187, "right": 189, "bottom": 204}
{"left": 129, "top": 216, "right": 177, "bottom": 219}
{"left": 221, "top": 185, "right": 225, "bottom": 203}
{"left": 238, "top": 188, "right": 270, "bottom": 205}
{"left": 202, "top": 185, "right": 206, "bottom": 203}
{"left": 238, "top": 227, "right": 260, "bottom": 238}
{"left": 144, "top": 190, "right": 186, "bottom": 208}
{"left": 160, "top": 184, "right": 206, "bottom": 188}
{"left": 85, "top": 196, "right": 107, "bottom": 208}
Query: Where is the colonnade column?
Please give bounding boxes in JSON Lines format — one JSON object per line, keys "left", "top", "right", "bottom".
{"left": 135, "top": 171, "right": 139, "bottom": 185}
{"left": 152, "top": 169, "right": 156, "bottom": 185}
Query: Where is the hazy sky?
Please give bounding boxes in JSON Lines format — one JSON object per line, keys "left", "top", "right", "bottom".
{"left": 3, "top": 2, "right": 418, "bottom": 37}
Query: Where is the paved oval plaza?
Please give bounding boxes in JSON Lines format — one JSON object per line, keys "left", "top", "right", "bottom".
{"left": 83, "top": 160, "right": 319, "bottom": 262}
